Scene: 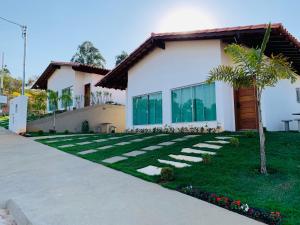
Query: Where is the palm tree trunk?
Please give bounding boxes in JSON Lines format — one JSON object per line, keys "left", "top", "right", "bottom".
{"left": 256, "top": 90, "right": 267, "bottom": 174}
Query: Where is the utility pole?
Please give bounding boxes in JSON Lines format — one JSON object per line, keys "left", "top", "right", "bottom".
{"left": 0, "top": 16, "right": 27, "bottom": 95}
{"left": 0, "top": 52, "right": 3, "bottom": 95}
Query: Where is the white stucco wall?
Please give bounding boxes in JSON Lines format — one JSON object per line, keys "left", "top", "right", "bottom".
{"left": 47, "top": 66, "right": 125, "bottom": 111}
{"left": 261, "top": 78, "right": 300, "bottom": 131}
{"left": 127, "top": 40, "right": 236, "bottom": 131}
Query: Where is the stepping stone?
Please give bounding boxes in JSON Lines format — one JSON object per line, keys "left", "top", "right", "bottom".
{"left": 45, "top": 140, "right": 60, "bottom": 143}
{"left": 143, "top": 136, "right": 153, "bottom": 140}
{"left": 158, "top": 159, "right": 191, "bottom": 168}
{"left": 76, "top": 141, "right": 92, "bottom": 145}
{"left": 97, "top": 145, "right": 114, "bottom": 150}
{"left": 93, "top": 139, "right": 107, "bottom": 142}
{"left": 58, "top": 144, "right": 75, "bottom": 148}
{"left": 215, "top": 136, "right": 233, "bottom": 140}
{"left": 115, "top": 142, "right": 131, "bottom": 146}
{"left": 156, "top": 134, "right": 169, "bottom": 137}
{"left": 78, "top": 137, "right": 88, "bottom": 140}
{"left": 169, "top": 154, "right": 203, "bottom": 162}
{"left": 123, "top": 150, "right": 146, "bottom": 157}
{"left": 102, "top": 156, "right": 127, "bottom": 164}
{"left": 181, "top": 148, "right": 216, "bottom": 155}
{"left": 108, "top": 137, "right": 121, "bottom": 140}
{"left": 142, "top": 145, "right": 163, "bottom": 151}
{"left": 137, "top": 165, "right": 162, "bottom": 176}
{"left": 131, "top": 138, "right": 144, "bottom": 142}
{"left": 77, "top": 149, "right": 98, "bottom": 155}
{"left": 158, "top": 141, "right": 175, "bottom": 146}
{"left": 206, "top": 140, "right": 229, "bottom": 144}
{"left": 184, "top": 135, "right": 200, "bottom": 138}
{"left": 172, "top": 138, "right": 187, "bottom": 142}
{"left": 193, "top": 143, "right": 222, "bottom": 149}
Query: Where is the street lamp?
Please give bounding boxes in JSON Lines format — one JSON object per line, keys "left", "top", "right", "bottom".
{"left": 0, "top": 16, "right": 27, "bottom": 95}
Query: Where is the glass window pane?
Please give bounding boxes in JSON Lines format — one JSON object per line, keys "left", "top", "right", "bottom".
{"left": 193, "top": 85, "right": 205, "bottom": 121}
{"left": 172, "top": 89, "right": 181, "bottom": 123}
{"left": 132, "top": 97, "right": 138, "bottom": 125}
{"left": 202, "top": 83, "right": 216, "bottom": 121}
{"left": 181, "top": 87, "right": 193, "bottom": 122}
{"left": 149, "top": 93, "right": 162, "bottom": 124}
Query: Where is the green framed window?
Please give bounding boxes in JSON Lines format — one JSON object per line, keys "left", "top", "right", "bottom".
{"left": 133, "top": 92, "right": 162, "bottom": 125}
{"left": 61, "top": 86, "right": 73, "bottom": 108}
{"left": 172, "top": 83, "right": 216, "bottom": 123}
{"left": 49, "top": 91, "right": 58, "bottom": 111}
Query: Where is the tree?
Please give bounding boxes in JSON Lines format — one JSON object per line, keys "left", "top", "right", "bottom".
{"left": 71, "top": 41, "right": 106, "bottom": 68}
{"left": 47, "top": 90, "right": 59, "bottom": 131}
{"left": 207, "top": 24, "right": 297, "bottom": 174}
{"left": 115, "top": 51, "right": 128, "bottom": 66}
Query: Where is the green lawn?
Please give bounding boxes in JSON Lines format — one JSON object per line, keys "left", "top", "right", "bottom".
{"left": 36, "top": 132, "right": 300, "bottom": 225}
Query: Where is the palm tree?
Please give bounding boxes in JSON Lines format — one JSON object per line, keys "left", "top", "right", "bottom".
{"left": 71, "top": 41, "right": 106, "bottom": 68}
{"left": 47, "top": 90, "right": 59, "bottom": 131}
{"left": 115, "top": 51, "right": 128, "bottom": 66}
{"left": 60, "top": 90, "right": 73, "bottom": 110}
{"left": 207, "top": 24, "right": 297, "bottom": 174}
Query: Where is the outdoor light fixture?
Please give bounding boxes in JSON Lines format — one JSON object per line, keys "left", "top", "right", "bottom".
{"left": 0, "top": 16, "right": 27, "bottom": 96}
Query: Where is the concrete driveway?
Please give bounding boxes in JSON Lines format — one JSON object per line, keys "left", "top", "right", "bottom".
{"left": 0, "top": 128, "right": 264, "bottom": 225}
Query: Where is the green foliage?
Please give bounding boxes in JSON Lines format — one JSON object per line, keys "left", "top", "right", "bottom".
{"left": 230, "top": 137, "right": 240, "bottom": 147}
{"left": 245, "top": 130, "right": 256, "bottom": 138}
{"left": 49, "top": 129, "right": 56, "bottom": 134}
{"left": 37, "top": 130, "right": 44, "bottom": 136}
{"left": 47, "top": 90, "right": 59, "bottom": 112}
{"left": 115, "top": 51, "right": 128, "bottom": 66}
{"left": 60, "top": 90, "right": 73, "bottom": 110}
{"left": 71, "top": 41, "right": 106, "bottom": 68}
{"left": 202, "top": 154, "right": 212, "bottom": 164}
{"left": 81, "top": 120, "right": 89, "bottom": 133}
{"left": 64, "top": 129, "right": 69, "bottom": 134}
{"left": 160, "top": 167, "right": 174, "bottom": 182}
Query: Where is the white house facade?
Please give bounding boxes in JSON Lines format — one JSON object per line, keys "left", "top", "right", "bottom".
{"left": 33, "top": 62, "right": 126, "bottom": 112}
{"left": 97, "top": 23, "right": 300, "bottom": 131}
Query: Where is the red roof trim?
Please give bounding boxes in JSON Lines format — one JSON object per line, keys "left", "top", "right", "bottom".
{"left": 96, "top": 23, "right": 300, "bottom": 90}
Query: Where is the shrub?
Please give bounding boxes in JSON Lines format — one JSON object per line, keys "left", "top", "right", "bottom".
{"left": 230, "top": 137, "right": 239, "bottom": 147}
{"left": 160, "top": 167, "right": 174, "bottom": 182}
{"left": 202, "top": 154, "right": 212, "bottom": 164}
{"left": 245, "top": 130, "right": 255, "bottom": 138}
{"left": 37, "top": 130, "right": 44, "bottom": 136}
{"left": 81, "top": 120, "right": 89, "bottom": 133}
{"left": 64, "top": 129, "right": 69, "bottom": 134}
{"left": 89, "top": 130, "right": 94, "bottom": 133}
{"left": 49, "top": 129, "right": 56, "bottom": 134}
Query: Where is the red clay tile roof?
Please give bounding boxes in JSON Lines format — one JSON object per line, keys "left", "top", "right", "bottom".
{"left": 32, "top": 61, "right": 110, "bottom": 89}
{"left": 96, "top": 23, "right": 300, "bottom": 90}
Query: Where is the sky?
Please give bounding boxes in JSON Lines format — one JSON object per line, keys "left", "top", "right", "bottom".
{"left": 0, "top": 0, "right": 299, "bottom": 80}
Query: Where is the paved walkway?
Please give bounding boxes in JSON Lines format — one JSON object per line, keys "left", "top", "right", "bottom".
{"left": 0, "top": 128, "right": 264, "bottom": 225}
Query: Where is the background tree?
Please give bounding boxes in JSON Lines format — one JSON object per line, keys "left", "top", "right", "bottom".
{"left": 207, "top": 24, "right": 297, "bottom": 174}
{"left": 115, "top": 51, "right": 128, "bottom": 66}
{"left": 47, "top": 90, "right": 59, "bottom": 131}
{"left": 71, "top": 41, "right": 106, "bottom": 68}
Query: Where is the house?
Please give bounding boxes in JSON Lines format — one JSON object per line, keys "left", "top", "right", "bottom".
{"left": 97, "top": 23, "right": 300, "bottom": 131}
{"left": 32, "top": 61, "right": 126, "bottom": 112}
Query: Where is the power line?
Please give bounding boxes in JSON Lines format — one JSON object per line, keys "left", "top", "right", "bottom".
{"left": 0, "top": 16, "right": 23, "bottom": 28}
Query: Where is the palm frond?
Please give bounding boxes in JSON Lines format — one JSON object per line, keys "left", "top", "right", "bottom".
{"left": 259, "top": 23, "right": 272, "bottom": 61}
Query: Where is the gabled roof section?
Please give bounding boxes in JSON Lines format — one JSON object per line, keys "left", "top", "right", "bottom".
{"left": 32, "top": 61, "right": 110, "bottom": 89}
{"left": 96, "top": 23, "right": 300, "bottom": 90}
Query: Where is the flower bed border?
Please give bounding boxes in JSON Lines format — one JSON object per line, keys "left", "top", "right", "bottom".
{"left": 177, "top": 185, "right": 282, "bottom": 225}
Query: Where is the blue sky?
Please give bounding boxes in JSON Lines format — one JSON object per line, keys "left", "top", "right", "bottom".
{"left": 0, "top": 0, "right": 299, "bottom": 80}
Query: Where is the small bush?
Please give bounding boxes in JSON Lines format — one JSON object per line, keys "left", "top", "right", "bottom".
{"left": 89, "top": 130, "right": 94, "bottom": 133}
{"left": 38, "top": 130, "right": 44, "bottom": 136}
{"left": 245, "top": 130, "right": 255, "bottom": 138}
{"left": 202, "top": 154, "right": 212, "bottom": 164}
{"left": 160, "top": 167, "right": 174, "bottom": 182}
{"left": 64, "top": 129, "right": 69, "bottom": 134}
{"left": 49, "top": 129, "right": 56, "bottom": 134}
{"left": 230, "top": 137, "right": 239, "bottom": 147}
{"left": 81, "top": 120, "right": 89, "bottom": 133}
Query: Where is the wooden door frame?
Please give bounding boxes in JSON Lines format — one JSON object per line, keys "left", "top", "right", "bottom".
{"left": 84, "top": 83, "right": 91, "bottom": 107}
{"left": 234, "top": 87, "right": 259, "bottom": 131}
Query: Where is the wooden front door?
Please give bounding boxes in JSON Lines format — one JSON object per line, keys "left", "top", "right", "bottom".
{"left": 84, "top": 83, "right": 91, "bottom": 107}
{"left": 235, "top": 87, "right": 258, "bottom": 130}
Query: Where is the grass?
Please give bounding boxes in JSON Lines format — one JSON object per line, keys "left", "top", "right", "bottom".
{"left": 36, "top": 132, "right": 300, "bottom": 225}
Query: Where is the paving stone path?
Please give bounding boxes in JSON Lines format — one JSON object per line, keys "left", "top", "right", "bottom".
{"left": 78, "top": 149, "right": 98, "bottom": 155}
{"left": 137, "top": 165, "right": 162, "bottom": 176}
{"left": 102, "top": 156, "right": 128, "bottom": 164}
{"left": 76, "top": 141, "right": 93, "bottom": 145}
{"left": 142, "top": 145, "right": 163, "bottom": 151}
{"left": 181, "top": 148, "right": 216, "bottom": 155}
{"left": 158, "top": 159, "right": 191, "bottom": 168}
{"left": 59, "top": 144, "right": 75, "bottom": 148}
{"left": 193, "top": 143, "right": 222, "bottom": 149}
{"left": 98, "top": 145, "right": 114, "bottom": 150}
{"left": 206, "top": 140, "right": 229, "bottom": 144}
{"left": 158, "top": 141, "right": 175, "bottom": 146}
{"left": 169, "top": 154, "right": 203, "bottom": 162}
{"left": 123, "top": 150, "right": 146, "bottom": 157}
